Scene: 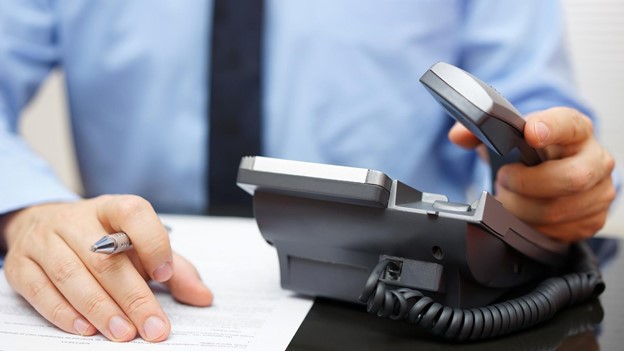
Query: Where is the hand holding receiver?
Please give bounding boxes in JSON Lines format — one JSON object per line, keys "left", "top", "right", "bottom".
{"left": 0, "top": 196, "right": 212, "bottom": 342}
{"left": 422, "top": 62, "right": 617, "bottom": 241}
{"left": 494, "top": 108, "right": 616, "bottom": 241}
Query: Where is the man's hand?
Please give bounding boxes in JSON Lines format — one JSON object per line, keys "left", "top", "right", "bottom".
{"left": 0, "top": 195, "right": 213, "bottom": 342}
{"left": 449, "top": 107, "right": 617, "bottom": 242}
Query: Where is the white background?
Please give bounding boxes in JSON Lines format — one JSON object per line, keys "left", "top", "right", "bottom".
{"left": 18, "top": 0, "right": 624, "bottom": 236}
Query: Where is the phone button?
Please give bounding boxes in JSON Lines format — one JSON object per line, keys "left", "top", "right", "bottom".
{"left": 432, "top": 200, "right": 471, "bottom": 212}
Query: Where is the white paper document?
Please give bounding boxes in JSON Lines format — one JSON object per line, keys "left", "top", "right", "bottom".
{"left": 0, "top": 216, "right": 313, "bottom": 351}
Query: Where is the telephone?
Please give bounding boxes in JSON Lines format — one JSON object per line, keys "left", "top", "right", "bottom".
{"left": 236, "top": 62, "right": 604, "bottom": 341}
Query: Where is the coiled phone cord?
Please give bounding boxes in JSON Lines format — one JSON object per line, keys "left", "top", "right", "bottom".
{"left": 359, "top": 242, "right": 605, "bottom": 341}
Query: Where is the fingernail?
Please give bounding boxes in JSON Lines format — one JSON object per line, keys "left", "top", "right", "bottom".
{"left": 143, "top": 316, "right": 167, "bottom": 341}
{"left": 74, "top": 317, "right": 91, "bottom": 336}
{"left": 534, "top": 121, "right": 550, "bottom": 144}
{"left": 109, "top": 315, "right": 133, "bottom": 340}
{"left": 152, "top": 262, "right": 173, "bottom": 282}
{"left": 497, "top": 170, "right": 509, "bottom": 188}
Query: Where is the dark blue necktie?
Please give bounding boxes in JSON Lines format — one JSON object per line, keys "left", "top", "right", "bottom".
{"left": 208, "top": 0, "right": 263, "bottom": 216}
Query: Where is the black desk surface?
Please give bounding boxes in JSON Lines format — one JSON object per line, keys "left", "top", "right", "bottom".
{"left": 287, "top": 237, "right": 624, "bottom": 351}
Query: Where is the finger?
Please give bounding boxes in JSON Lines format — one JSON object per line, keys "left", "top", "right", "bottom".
{"left": 497, "top": 141, "right": 615, "bottom": 197}
{"left": 524, "top": 107, "right": 593, "bottom": 150}
{"left": 165, "top": 253, "right": 213, "bottom": 307}
{"left": 448, "top": 122, "right": 481, "bottom": 149}
{"left": 67, "top": 221, "right": 171, "bottom": 342}
{"left": 84, "top": 250, "right": 171, "bottom": 342}
{"left": 50, "top": 201, "right": 172, "bottom": 342}
{"left": 96, "top": 195, "right": 173, "bottom": 283}
{"left": 126, "top": 250, "right": 149, "bottom": 281}
{"left": 532, "top": 211, "right": 609, "bottom": 242}
{"left": 4, "top": 255, "right": 97, "bottom": 336}
{"left": 33, "top": 233, "right": 139, "bottom": 341}
{"left": 495, "top": 176, "right": 615, "bottom": 226}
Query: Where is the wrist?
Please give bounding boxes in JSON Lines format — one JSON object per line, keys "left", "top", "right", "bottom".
{"left": 0, "top": 209, "right": 22, "bottom": 252}
{"left": 0, "top": 202, "right": 69, "bottom": 251}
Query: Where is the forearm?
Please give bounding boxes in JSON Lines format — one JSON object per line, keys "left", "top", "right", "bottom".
{"left": 0, "top": 0, "right": 78, "bottom": 215}
{"left": 0, "top": 125, "right": 79, "bottom": 214}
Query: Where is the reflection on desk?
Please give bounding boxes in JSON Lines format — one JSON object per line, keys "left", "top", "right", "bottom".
{"left": 288, "top": 238, "right": 623, "bottom": 350}
{"left": 290, "top": 297, "right": 602, "bottom": 351}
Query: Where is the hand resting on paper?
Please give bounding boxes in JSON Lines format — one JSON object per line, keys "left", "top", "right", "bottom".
{"left": 0, "top": 195, "right": 213, "bottom": 342}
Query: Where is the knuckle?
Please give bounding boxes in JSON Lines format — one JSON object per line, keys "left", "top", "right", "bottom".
{"left": 48, "top": 206, "right": 77, "bottom": 226}
{"left": 541, "top": 206, "right": 566, "bottom": 224}
{"left": 84, "top": 292, "right": 110, "bottom": 316}
{"left": 112, "top": 195, "right": 153, "bottom": 224}
{"left": 581, "top": 114, "right": 594, "bottom": 134}
{"left": 122, "top": 287, "right": 154, "bottom": 316}
{"left": 90, "top": 254, "right": 125, "bottom": 276}
{"left": 3, "top": 254, "right": 22, "bottom": 285}
{"left": 605, "top": 184, "right": 617, "bottom": 204}
{"left": 591, "top": 213, "right": 608, "bottom": 232}
{"left": 50, "top": 300, "right": 70, "bottom": 326}
{"left": 23, "top": 277, "right": 50, "bottom": 301}
{"left": 562, "top": 163, "right": 594, "bottom": 193}
{"left": 578, "top": 215, "right": 607, "bottom": 240}
{"left": 143, "top": 238, "right": 166, "bottom": 257}
{"left": 50, "top": 259, "right": 83, "bottom": 286}
{"left": 548, "top": 107, "right": 592, "bottom": 142}
{"left": 568, "top": 108, "right": 593, "bottom": 134}
{"left": 502, "top": 168, "right": 528, "bottom": 193}
{"left": 25, "top": 221, "right": 49, "bottom": 243}
{"left": 94, "top": 194, "right": 115, "bottom": 203}
{"left": 604, "top": 151, "right": 616, "bottom": 173}
{"left": 112, "top": 195, "right": 154, "bottom": 228}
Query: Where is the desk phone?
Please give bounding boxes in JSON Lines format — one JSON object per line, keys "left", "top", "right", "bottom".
{"left": 237, "top": 62, "right": 604, "bottom": 340}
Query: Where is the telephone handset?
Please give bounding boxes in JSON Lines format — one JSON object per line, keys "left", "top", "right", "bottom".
{"left": 236, "top": 62, "right": 604, "bottom": 341}
{"left": 420, "top": 61, "right": 546, "bottom": 166}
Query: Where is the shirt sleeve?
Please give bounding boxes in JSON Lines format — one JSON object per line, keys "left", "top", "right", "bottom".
{"left": 458, "top": 1, "right": 592, "bottom": 117}
{"left": 0, "top": 0, "right": 79, "bottom": 216}
{"left": 458, "top": 0, "right": 621, "bottom": 195}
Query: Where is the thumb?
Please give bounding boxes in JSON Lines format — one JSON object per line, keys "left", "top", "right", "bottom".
{"left": 524, "top": 107, "right": 593, "bottom": 157}
{"left": 165, "top": 253, "right": 213, "bottom": 307}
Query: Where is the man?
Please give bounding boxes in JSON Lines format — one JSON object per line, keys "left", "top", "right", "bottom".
{"left": 0, "top": 0, "right": 617, "bottom": 343}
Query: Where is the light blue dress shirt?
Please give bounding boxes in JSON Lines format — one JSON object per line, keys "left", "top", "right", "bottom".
{"left": 0, "top": 0, "right": 595, "bottom": 216}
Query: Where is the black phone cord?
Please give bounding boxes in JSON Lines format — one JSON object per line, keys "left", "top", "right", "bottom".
{"left": 358, "top": 242, "right": 604, "bottom": 341}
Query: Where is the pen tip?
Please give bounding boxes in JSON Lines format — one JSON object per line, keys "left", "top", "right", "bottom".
{"left": 90, "top": 245, "right": 97, "bottom": 252}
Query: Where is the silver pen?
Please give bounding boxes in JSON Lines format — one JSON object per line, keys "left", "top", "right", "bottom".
{"left": 90, "top": 225, "right": 171, "bottom": 254}
{"left": 90, "top": 232, "right": 133, "bottom": 254}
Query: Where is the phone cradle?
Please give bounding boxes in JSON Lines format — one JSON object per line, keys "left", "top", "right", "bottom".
{"left": 237, "top": 156, "right": 603, "bottom": 340}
